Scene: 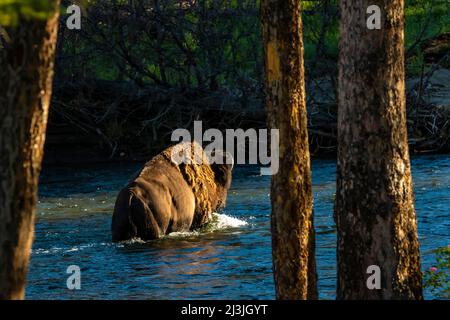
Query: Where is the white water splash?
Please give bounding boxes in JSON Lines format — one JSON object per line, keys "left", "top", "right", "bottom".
{"left": 214, "top": 213, "right": 248, "bottom": 229}
{"left": 167, "top": 213, "right": 247, "bottom": 238}
{"left": 120, "top": 238, "right": 146, "bottom": 245}
{"left": 166, "top": 230, "right": 200, "bottom": 238}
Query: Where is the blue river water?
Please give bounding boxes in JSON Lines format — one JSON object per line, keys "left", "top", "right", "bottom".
{"left": 27, "top": 155, "right": 449, "bottom": 299}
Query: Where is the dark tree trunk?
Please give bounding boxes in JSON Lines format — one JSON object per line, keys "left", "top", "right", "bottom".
{"left": 261, "top": 0, "right": 317, "bottom": 300}
{"left": 0, "top": 5, "right": 60, "bottom": 300}
{"left": 336, "top": 0, "right": 422, "bottom": 299}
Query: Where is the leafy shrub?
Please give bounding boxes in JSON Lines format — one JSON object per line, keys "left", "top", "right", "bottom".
{"left": 423, "top": 245, "right": 450, "bottom": 299}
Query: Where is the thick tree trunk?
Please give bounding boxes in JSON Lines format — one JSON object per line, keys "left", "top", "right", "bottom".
{"left": 0, "top": 6, "right": 60, "bottom": 300}
{"left": 261, "top": 0, "right": 317, "bottom": 300}
{"left": 336, "top": 0, "right": 422, "bottom": 299}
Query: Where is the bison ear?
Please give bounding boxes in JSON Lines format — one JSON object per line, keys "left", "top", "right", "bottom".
{"left": 209, "top": 150, "right": 233, "bottom": 187}
{"left": 211, "top": 162, "right": 233, "bottom": 187}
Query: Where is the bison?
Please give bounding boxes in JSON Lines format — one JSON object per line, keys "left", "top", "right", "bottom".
{"left": 111, "top": 142, "right": 233, "bottom": 241}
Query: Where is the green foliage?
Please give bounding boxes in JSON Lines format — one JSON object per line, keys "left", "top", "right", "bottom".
{"left": 423, "top": 246, "right": 450, "bottom": 299}
{"left": 405, "top": 0, "right": 450, "bottom": 47}
{"left": 60, "top": 0, "right": 262, "bottom": 88}
{"left": 302, "top": 0, "right": 339, "bottom": 59}
{"left": 301, "top": 0, "right": 450, "bottom": 60}
{"left": 407, "top": 51, "right": 427, "bottom": 76}
{"left": 57, "top": 0, "right": 450, "bottom": 86}
{"left": 0, "top": 0, "right": 57, "bottom": 26}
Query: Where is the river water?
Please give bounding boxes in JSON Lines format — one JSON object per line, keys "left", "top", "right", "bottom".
{"left": 27, "top": 155, "right": 449, "bottom": 299}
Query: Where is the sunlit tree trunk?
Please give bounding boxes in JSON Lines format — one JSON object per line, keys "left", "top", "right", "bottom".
{"left": 261, "top": 0, "right": 317, "bottom": 300}
{"left": 336, "top": 0, "right": 422, "bottom": 299}
{"left": 0, "top": 5, "right": 60, "bottom": 300}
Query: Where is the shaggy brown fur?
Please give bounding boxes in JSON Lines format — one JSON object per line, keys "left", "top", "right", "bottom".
{"left": 111, "top": 142, "right": 232, "bottom": 241}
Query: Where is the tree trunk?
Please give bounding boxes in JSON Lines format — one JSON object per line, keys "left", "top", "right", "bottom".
{"left": 261, "top": 0, "right": 317, "bottom": 300}
{"left": 0, "top": 5, "right": 60, "bottom": 300}
{"left": 336, "top": 0, "right": 422, "bottom": 299}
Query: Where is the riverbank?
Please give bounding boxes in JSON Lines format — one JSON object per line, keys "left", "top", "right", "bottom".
{"left": 44, "top": 70, "right": 450, "bottom": 166}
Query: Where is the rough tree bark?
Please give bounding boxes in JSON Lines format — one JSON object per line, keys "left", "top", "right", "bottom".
{"left": 0, "top": 4, "right": 60, "bottom": 299}
{"left": 336, "top": 0, "right": 422, "bottom": 299}
{"left": 261, "top": 0, "right": 317, "bottom": 299}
